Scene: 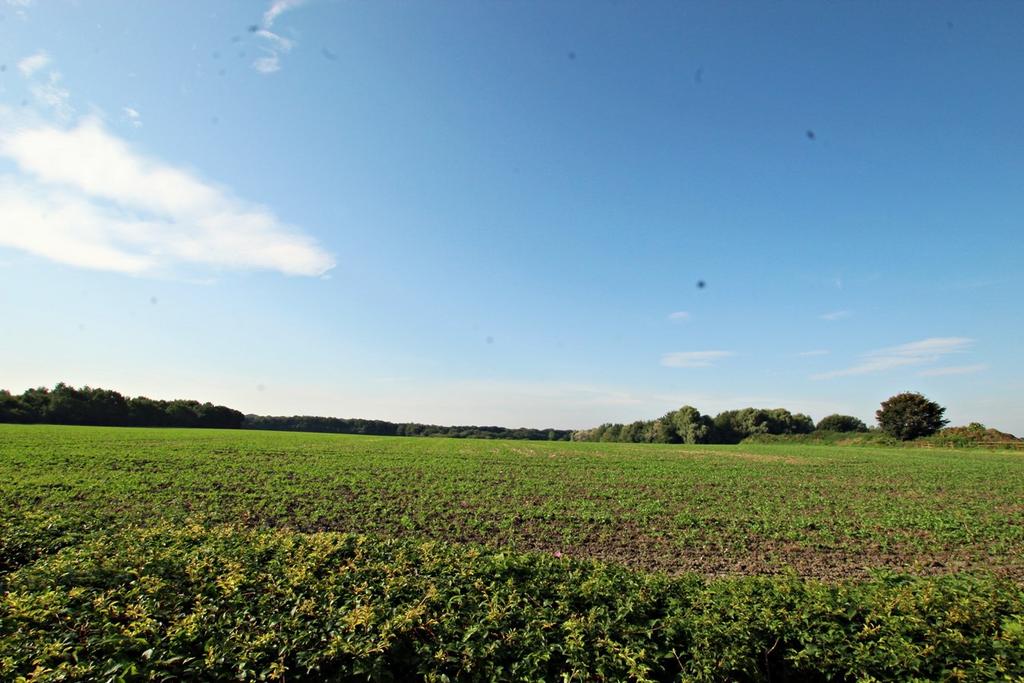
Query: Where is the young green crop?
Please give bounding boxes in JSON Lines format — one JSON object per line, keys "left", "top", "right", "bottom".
{"left": 2, "top": 424, "right": 1022, "bottom": 579}
{"left": 2, "top": 424, "right": 1023, "bottom": 680}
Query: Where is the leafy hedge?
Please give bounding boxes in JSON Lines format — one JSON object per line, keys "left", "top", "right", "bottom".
{"left": 3, "top": 520, "right": 1023, "bottom": 682}
{"left": 921, "top": 424, "right": 1023, "bottom": 449}
{"left": 740, "top": 431, "right": 901, "bottom": 447}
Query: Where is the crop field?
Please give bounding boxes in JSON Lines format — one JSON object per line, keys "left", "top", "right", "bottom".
{"left": 3, "top": 424, "right": 1024, "bottom": 681}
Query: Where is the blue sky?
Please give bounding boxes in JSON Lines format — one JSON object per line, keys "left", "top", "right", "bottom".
{"left": 1, "top": 0, "right": 1021, "bottom": 432}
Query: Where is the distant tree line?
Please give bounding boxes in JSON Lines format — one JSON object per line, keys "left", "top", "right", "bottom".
{"left": 242, "top": 415, "right": 573, "bottom": 441}
{"left": 0, "top": 383, "right": 572, "bottom": 440}
{"left": 0, "top": 383, "right": 246, "bottom": 429}
{"left": 571, "top": 407, "right": 876, "bottom": 444}
{"left": 2, "top": 383, "right": 954, "bottom": 444}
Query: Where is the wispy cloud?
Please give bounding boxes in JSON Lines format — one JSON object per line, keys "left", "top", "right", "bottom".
{"left": 5, "top": 0, "right": 32, "bottom": 19}
{"left": 122, "top": 107, "right": 142, "bottom": 128}
{"left": 797, "top": 349, "right": 829, "bottom": 357}
{"left": 29, "top": 72, "right": 72, "bottom": 120}
{"left": 253, "top": 54, "right": 282, "bottom": 75}
{"left": 820, "top": 310, "right": 851, "bottom": 321}
{"left": 17, "top": 51, "right": 49, "bottom": 77}
{"left": 264, "top": 0, "right": 306, "bottom": 26}
{"left": 17, "top": 51, "right": 73, "bottom": 120}
{"left": 661, "top": 351, "right": 734, "bottom": 368}
{"left": 255, "top": 28, "right": 293, "bottom": 52}
{"left": 252, "top": 0, "right": 305, "bottom": 75}
{"left": 667, "top": 311, "right": 691, "bottom": 322}
{"left": 918, "top": 364, "right": 988, "bottom": 377}
{"left": 0, "top": 117, "right": 334, "bottom": 277}
{"left": 812, "top": 337, "right": 974, "bottom": 380}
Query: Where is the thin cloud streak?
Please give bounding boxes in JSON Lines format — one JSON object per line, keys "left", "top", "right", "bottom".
{"left": 667, "top": 311, "right": 691, "bottom": 322}
{"left": 812, "top": 337, "right": 974, "bottom": 380}
{"left": 820, "top": 310, "right": 851, "bottom": 321}
{"left": 798, "top": 349, "right": 829, "bottom": 357}
{"left": 661, "top": 351, "right": 734, "bottom": 368}
{"left": 918, "top": 364, "right": 988, "bottom": 377}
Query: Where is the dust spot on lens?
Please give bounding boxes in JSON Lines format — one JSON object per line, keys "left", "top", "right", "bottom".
{"left": 696, "top": 280, "right": 706, "bottom": 289}
{"left": 806, "top": 129, "right": 816, "bottom": 140}
{"left": 485, "top": 336, "right": 494, "bottom": 345}
{"left": 149, "top": 296, "right": 158, "bottom": 305}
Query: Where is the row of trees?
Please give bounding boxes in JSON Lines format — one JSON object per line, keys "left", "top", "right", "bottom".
{"left": 571, "top": 406, "right": 824, "bottom": 444}
{"left": 572, "top": 393, "right": 947, "bottom": 444}
{"left": 243, "top": 415, "right": 573, "bottom": 441}
{"left": 0, "top": 384, "right": 950, "bottom": 443}
{"left": 0, "top": 384, "right": 245, "bottom": 429}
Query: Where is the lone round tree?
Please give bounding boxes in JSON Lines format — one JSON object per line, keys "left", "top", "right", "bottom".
{"left": 876, "top": 392, "right": 948, "bottom": 440}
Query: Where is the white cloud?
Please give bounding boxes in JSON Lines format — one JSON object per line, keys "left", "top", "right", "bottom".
{"left": 0, "top": 180, "right": 156, "bottom": 273}
{"left": 17, "top": 51, "right": 49, "bottom": 77}
{"left": 661, "top": 351, "right": 734, "bottom": 368}
{"left": 31, "top": 74, "right": 71, "bottom": 118}
{"left": 820, "top": 310, "right": 851, "bottom": 321}
{"left": 797, "top": 349, "right": 829, "bottom": 357}
{"left": 918, "top": 364, "right": 988, "bottom": 377}
{"left": 667, "top": 311, "right": 691, "bottom": 322}
{"left": 122, "top": 107, "right": 142, "bottom": 128}
{"left": 6, "top": 0, "right": 33, "bottom": 19}
{"left": 812, "top": 337, "right": 974, "bottom": 380}
{"left": 17, "top": 52, "right": 73, "bottom": 119}
{"left": 252, "top": 0, "right": 305, "bottom": 74}
{"left": 254, "top": 28, "right": 293, "bottom": 52}
{"left": 253, "top": 54, "right": 281, "bottom": 74}
{"left": 0, "top": 118, "right": 334, "bottom": 277}
{"left": 264, "top": 0, "right": 306, "bottom": 27}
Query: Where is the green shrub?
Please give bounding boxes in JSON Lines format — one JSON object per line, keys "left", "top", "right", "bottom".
{"left": 815, "top": 414, "right": 868, "bottom": 433}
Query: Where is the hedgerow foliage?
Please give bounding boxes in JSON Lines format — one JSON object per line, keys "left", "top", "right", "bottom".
{"left": 3, "top": 520, "right": 1023, "bottom": 682}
